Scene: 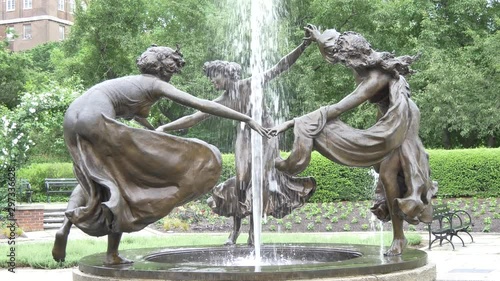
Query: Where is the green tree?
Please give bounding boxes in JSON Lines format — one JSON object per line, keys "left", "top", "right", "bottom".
{"left": 18, "top": 0, "right": 498, "bottom": 154}
{"left": 25, "top": 41, "right": 60, "bottom": 73}
{"left": 0, "top": 41, "right": 31, "bottom": 109}
{"left": 0, "top": 82, "right": 80, "bottom": 211}
{"left": 0, "top": 82, "right": 82, "bottom": 172}
{"left": 54, "top": 0, "right": 150, "bottom": 87}
{"left": 411, "top": 0, "right": 500, "bottom": 148}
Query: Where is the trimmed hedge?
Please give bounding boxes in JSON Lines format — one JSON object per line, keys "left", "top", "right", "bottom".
{"left": 15, "top": 148, "right": 500, "bottom": 203}
{"left": 429, "top": 148, "right": 500, "bottom": 198}
{"left": 220, "top": 152, "right": 374, "bottom": 203}
{"left": 298, "top": 152, "right": 374, "bottom": 202}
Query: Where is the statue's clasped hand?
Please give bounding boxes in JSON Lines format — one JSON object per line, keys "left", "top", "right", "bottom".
{"left": 269, "top": 126, "right": 283, "bottom": 137}
{"left": 247, "top": 120, "right": 272, "bottom": 139}
{"left": 269, "top": 120, "right": 293, "bottom": 137}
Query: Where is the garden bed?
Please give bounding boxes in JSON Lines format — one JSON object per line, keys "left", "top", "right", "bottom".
{"left": 150, "top": 198, "right": 500, "bottom": 234}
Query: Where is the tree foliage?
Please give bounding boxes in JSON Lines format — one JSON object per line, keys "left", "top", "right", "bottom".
{"left": 0, "top": 41, "right": 31, "bottom": 109}
{"left": 56, "top": 0, "right": 150, "bottom": 87}
{"left": 411, "top": 0, "right": 500, "bottom": 147}
{"left": 2, "top": 0, "right": 499, "bottom": 165}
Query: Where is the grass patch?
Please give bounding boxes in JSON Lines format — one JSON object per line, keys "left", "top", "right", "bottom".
{"left": 0, "top": 232, "right": 421, "bottom": 269}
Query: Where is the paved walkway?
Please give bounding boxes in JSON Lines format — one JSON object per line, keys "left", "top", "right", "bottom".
{"left": 1, "top": 228, "right": 499, "bottom": 281}
{"left": 424, "top": 232, "right": 500, "bottom": 281}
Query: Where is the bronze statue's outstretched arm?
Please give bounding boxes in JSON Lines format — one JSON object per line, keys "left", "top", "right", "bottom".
{"left": 270, "top": 69, "right": 391, "bottom": 137}
{"left": 134, "top": 116, "right": 155, "bottom": 130}
{"left": 270, "top": 119, "right": 295, "bottom": 136}
{"left": 156, "top": 95, "right": 227, "bottom": 132}
{"left": 261, "top": 40, "right": 310, "bottom": 84}
{"left": 156, "top": 111, "right": 209, "bottom": 132}
{"left": 324, "top": 70, "right": 391, "bottom": 121}
{"left": 155, "top": 83, "right": 269, "bottom": 138}
{"left": 240, "top": 39, "right": 310, "bottom": 87}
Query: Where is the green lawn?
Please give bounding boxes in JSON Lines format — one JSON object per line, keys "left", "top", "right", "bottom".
{"left": 0, "top": 232, "right": 421, "bottom": 269}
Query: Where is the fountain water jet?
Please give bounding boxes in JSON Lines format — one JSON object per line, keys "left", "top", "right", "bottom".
{"left": 249, "top": 0, "right": 277, "bottom": 265}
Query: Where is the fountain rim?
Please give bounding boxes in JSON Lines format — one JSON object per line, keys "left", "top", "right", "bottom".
{"left": 78, "top": 243, "right": 428, "bottom": 281}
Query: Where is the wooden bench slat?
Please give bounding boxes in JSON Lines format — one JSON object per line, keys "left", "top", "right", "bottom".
{"left": 45, "top": 178, "right": 79, "bottom": 203}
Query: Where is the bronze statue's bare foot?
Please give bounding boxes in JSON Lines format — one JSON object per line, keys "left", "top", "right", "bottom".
{"left": 224, "top": 228, "right": 239, "bottom": 246}
{"left": 52, "top": 230, "right": 68, "bottom": 262}
{"left": 104, "top": 253, "right": 134, "bottom": 265}
{"left": 247, "top": 238, "right": 254, "bottom": 246}
{"left": 224, "top": 239, "right": 236, "bottom": 246}
{"left": 384, "top": 238, "right": 407, "bottom": 256}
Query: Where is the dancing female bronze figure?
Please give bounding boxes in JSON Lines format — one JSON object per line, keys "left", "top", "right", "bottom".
{"left": 157, "top": 39, "right": 316, "bottom": 246}
{"left": 52, "top": 46, "right": 269, "bottom": 265}
{"left": 271, "top": 25, "right": 437, "bottom": 256}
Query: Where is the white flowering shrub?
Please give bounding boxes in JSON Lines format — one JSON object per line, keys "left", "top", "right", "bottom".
{"left": 0, "top": 83, "right": 82, "bottom": 204}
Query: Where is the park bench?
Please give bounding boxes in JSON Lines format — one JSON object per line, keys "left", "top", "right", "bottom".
{"left": 45, "top": 178, "right": 79, "bottom": 202}
{"left": 17, "top": 179, "right": 33, "bottom": 203}
{"left": 427, "top": 203, "right": 474, "bottom": 250}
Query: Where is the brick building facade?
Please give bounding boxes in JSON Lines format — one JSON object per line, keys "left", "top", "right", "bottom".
{"left": 0, "top": 0, "right": 75, "bottom": 51}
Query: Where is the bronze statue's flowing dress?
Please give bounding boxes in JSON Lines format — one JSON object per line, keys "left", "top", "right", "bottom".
{"left": 63, "top": 75, "right": 221, "bottom": 236}
{"left": 276, "top": 76, "right": 436, "bottom": 223}
{"left": 208, "top": 84, "right": 316, "bottom": 220}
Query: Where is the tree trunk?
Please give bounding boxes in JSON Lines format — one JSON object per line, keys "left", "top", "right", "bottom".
{"left": 487, "top": 135, "right": 496, "bottom": 148}
{"left": 442, "top": 128, "right": 451, "bottom": 149}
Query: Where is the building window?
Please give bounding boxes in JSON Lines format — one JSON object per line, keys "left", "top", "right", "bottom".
{"left": 6, "top": 0, "right": 16, "bottom": 11}
{"left": 23, "top": 24, "right": 32, "bottom": 39}
{"left": 23, "top": 0, "right": 32, "bottom": 9}
{"left": 69, "top": 0, "right": 75, "bottom": 13}
{"left": 6, "top": 26, "right": 16, "bottom": 41}
{"left": 58, "top": 0, "right": 65, "bottom": 11}
{"left": 59, "top": 26, "right": 65, "bottom": 40}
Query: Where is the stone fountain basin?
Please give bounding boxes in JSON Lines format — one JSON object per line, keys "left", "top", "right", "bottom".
{"left": 77, "top": 243, "right": 429, "bottom": 281}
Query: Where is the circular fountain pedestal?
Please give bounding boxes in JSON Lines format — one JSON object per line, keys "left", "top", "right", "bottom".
{"left": 73, "top": 244, "right": 436, "bottom": 281}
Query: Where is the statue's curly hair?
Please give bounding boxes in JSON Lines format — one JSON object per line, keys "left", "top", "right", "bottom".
{"left": 325, "top": 31, "right": 420, "bottom": 78}
{"left": 136, "top": 46, "right": 185, "bottom": 79}
{"left": 203, "top": 60, "right": 241, "bottom": 81}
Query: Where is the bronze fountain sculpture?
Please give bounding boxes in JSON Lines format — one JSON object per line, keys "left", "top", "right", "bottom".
{"left": 54, "top": 25, "right": 436, "bottom": 281}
